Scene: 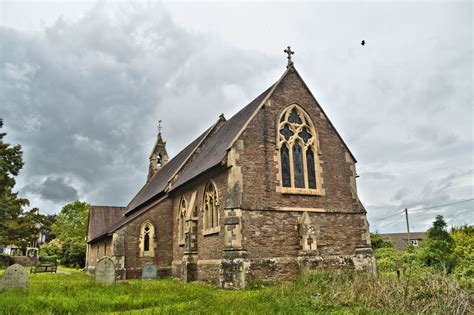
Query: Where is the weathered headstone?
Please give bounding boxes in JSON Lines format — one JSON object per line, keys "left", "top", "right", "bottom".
{"left": 95, "top": 256, "right": 116, "bottom": 285}
{"left": 141, "top": 264, "right": 157, "bottom": 280}
{"left": 1, "top": 263, "right": 28, "bottom": 291}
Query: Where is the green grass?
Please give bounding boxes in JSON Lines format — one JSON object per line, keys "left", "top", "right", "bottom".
{"left": 0, "top": 269, "right": 471, "bottom": 314}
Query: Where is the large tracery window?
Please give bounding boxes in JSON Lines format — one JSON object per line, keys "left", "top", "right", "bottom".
{"left": 178, "top": 197, "right": 187, "bottom": 245}
{"left": 277, "top": 104, "right": 323, "bottom": 194}
{"left": 139, "top": 221, "right": 155, "bottom": 257}
{"left": 203, "top": 182, "right": 219, "bottom": 235}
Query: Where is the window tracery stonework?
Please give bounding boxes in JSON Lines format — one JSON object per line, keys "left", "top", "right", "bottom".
{"left": 276, "top": 104, "right": 325, "bottom": 195}
{"left": 139, "top": 221, "right": 155, "bottom": 257}
{"left": 202, "top": 181, "right": 220, "bottom": 235}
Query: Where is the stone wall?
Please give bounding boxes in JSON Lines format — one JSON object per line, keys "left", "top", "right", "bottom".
{"left": 86, "top": 238, "right": 113, "bottom": 273}
{"left": 114, "top": 198, "right": 174, "bottom": 279}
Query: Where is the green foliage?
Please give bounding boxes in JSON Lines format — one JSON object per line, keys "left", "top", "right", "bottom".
{"left": 417, "top": 215, "right": 455, "bottom": 273}
{"left": 451, "top": 225, "right": 474, "bottom": 288}
{"left": 51, "top": 201, "right": 89, "bottom": 241}
{"left": 370, "top": 232, "right": 393, "bottom": 250}
{"left": 0, "top": 269, "right": 470, "bottom": 314}
{"left": 40, "top": 239, "right": 62, "bottom": 257}
{"left": 0, "top": 119, "right": 46, "bottom": 247}
{"left": 61, "top": 240, "right": 86, "bottom": 268}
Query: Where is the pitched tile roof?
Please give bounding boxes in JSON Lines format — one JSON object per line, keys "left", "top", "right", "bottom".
{"left": 87, "top": 206, "right": 126, "bottom": 242}
{"left": 125, "top": 124, "right": 214, "bottom": 214}
{"left": 380, "top": 232, "right": 426, "bottom": 250}
{"left": 170, "top": 84, "right": 275, "bottom": 190}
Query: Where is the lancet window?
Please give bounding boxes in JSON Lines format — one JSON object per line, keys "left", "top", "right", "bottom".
{"left": 277, "top": 104, "right": 322, "bottom": 194}
{"left": 139, "top": 221, "right": 155, "bottom": 257}
{"left": 203, "top": 182, "right": 219, "bottom": 234}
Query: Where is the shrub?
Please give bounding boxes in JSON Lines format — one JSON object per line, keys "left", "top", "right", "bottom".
{"left": 0, "top": 254, "right": 12, "bottom": 267}
{"left": 61, "top": 240, "right": 86, "bottom": 268}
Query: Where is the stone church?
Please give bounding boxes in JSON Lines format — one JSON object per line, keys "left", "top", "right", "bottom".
{"left": 86, "top": 50, "right": 375, "bottom": 288}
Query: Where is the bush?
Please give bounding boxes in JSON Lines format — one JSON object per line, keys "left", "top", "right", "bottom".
{"left": 61, "top": 240, "right": 86, "bottom": 268}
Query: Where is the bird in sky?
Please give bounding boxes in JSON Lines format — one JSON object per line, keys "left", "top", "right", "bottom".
{"left": 361, "top": 40, "right": 366, "bottom": 46}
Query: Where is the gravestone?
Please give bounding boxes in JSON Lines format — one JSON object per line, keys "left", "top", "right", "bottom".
{"left": 1, "top": 263, "right": 28, "bottom": 291}
{"left": 141, "top": 264, "right": 157, "bottom": 280}
{"left": 95, "top": 256, "right": 116, "bottom": 285}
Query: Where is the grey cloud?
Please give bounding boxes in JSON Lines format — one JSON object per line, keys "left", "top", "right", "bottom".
{"left": 1, "top": 3, "right": 278, "bottom": 213}
{"left": 22, "top": 176, "right": 79, "bottom": 203}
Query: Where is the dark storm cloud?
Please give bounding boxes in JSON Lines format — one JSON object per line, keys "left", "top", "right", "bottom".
{"left": 23, "top": 177, "right": 79, "bottom": 203}
{"left": 0, "top": 3, "right": 278, "bottom": 212}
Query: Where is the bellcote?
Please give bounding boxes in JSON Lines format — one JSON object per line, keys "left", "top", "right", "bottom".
{"left": 148, "top": 131, "right": 169, "bottom": 181}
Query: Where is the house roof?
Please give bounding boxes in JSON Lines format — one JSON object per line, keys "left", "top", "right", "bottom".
{"left": 380, "top": 232, "right": 426, "bottom": 250}
{"left": 87, "top": 206, "right": 126, "bottom": 242}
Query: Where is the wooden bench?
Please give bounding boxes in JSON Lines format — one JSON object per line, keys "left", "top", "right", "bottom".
{"left": 30, "top": 264, "right": 57, "bottom": 274}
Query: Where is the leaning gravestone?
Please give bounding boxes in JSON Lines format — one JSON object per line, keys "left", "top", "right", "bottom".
{"left": 95, "top": 256, "right": 116, "bottom": 285}
{"left": 141, "top": 264, "right": 157, "bottom": 280}
{"left": 1, "top": 263, "right": 28, "bottom": 291}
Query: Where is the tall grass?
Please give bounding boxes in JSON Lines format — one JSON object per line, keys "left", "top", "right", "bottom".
{"left": 0, "top": 269, "right": 471, "bottom": 314}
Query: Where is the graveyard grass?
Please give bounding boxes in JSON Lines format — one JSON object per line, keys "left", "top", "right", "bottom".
{"left": 0, "top": 268, "right": 472, "bottom": 314}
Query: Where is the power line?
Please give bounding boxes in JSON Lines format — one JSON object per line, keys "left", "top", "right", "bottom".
{"left": 370, "top": 198, "right": 474, "bottom": 223}
{"left": 409, "top": 198, "right": 474, "bottom": 212}
{"left": 371, "top": 210, "right": 404, "bottom": 222}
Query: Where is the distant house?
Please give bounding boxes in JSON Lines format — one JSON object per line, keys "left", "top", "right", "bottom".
{"left": 380, "top": 232, "right": 426, "bottom": 250}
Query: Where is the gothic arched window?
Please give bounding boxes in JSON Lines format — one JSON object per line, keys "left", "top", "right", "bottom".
{"left": 203, "top": 182, "right": 219, "bottom": 234}
{"left": 178, "top": 197, "right": 187, "bottom": 245}
{"left": 139, "top": 221, "right": 155, "bottom": 257}
{"left": 277, "top": 105, "right": 323, "bottom": 194}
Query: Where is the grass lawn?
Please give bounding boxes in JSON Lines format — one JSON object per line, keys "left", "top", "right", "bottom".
{"left": 0, "top": 268, "right": 471, "bottom": 314}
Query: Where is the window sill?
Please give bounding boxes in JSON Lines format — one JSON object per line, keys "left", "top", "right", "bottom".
{"left": 140, "top": 251, "right": 155, "bottom": 258}
{"left": 276, "top": 186, "right": 325, "bottom": 196}
{"left": 203, "top": 227, "right": 220, "bottom": 236}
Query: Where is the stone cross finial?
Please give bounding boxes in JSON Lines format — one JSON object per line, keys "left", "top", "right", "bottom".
{"left": 157, "top": 120, "right": 162, "bottom": 133}
{"left": 284, "top": 46, "right": 294, "bottom": 68}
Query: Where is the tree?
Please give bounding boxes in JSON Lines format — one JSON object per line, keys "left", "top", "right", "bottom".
{"left": 0, "top": 118, "right": 44, "bottom": 247}
{"left": 370, "top": 232, "right": 393, "bottom": 250}
{"left": 451, "top": 225, "right": 473, "bottom": 287}
{"left": 51, "top": 201, "right": 89, "bottom": 241}
{"left": 417, "top": 215, "right": 455, "bottom": 273}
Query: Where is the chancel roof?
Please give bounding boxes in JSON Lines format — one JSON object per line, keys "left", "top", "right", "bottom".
{"left": 87, "top": 206, "right": 126, "bottom": 242}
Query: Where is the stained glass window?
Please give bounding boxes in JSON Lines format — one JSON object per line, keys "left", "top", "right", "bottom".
{"left": 307, "top": 147, "right": 316, "bottom": 189}
{"left": 203, "top": 183, "right": 219, "bottom": 231}
{"left": 288, "top": 108, "right": 302, "bottom": 124}
{"left": 299, "top": 127, "right": 311, "bottom": 144}
{"left": 278, "top": 105, "right": 320, "bottom": 192}
{"left": 280, "top": 124, "right": 294, "bottom": 140}
{"left": 293, "top": 142, "right": 305, "bottom": 188}
{"left": 281, "top": 144, "right": 291, "bottom": 187}
{"left": 144, "top": 232, "right": 150, "bottom": 251}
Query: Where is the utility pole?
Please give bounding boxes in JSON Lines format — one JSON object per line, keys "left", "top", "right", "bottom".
{"left": 405, "top": 208, "right": 411, "bottom": 244}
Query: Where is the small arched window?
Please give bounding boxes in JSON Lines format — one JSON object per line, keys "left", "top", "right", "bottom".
{"left": 203, "top": 182, "right": 219, "bottom": 234}
{"left": 178, "top": 197, "right": 187, "bottom": 245}
{"left": 139, "top": 221, "right": 155, "bottom": 257}
{"left": 277, "top": 105, "right": 322, "bottom": 194}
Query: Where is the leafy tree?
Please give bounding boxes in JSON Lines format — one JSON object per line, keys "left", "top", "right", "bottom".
{"left": 417, "top": 215, "right": 455, "bottom": 273}
{"left": 0, "top": 118, "right": 44, "bottom": 247}
{"left": 451, "top": 225, "right": 473, "bottom": 288}
{"left": 51, "top": 201, "right": 89, "bottom": 241}
{"left": 370, "top": 232, "right": 393, "bottom": 250}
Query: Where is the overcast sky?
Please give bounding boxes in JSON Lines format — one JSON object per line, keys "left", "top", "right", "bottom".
{"left": 1, "top": 1, "right": 472, "bottom": 233}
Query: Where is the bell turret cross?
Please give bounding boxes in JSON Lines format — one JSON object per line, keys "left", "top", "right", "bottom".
{"left": 157, "top": 120, "right": 162, "bottom": 134}
{"left": 284, "top": 46, "right": 294, "bottom": 68}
